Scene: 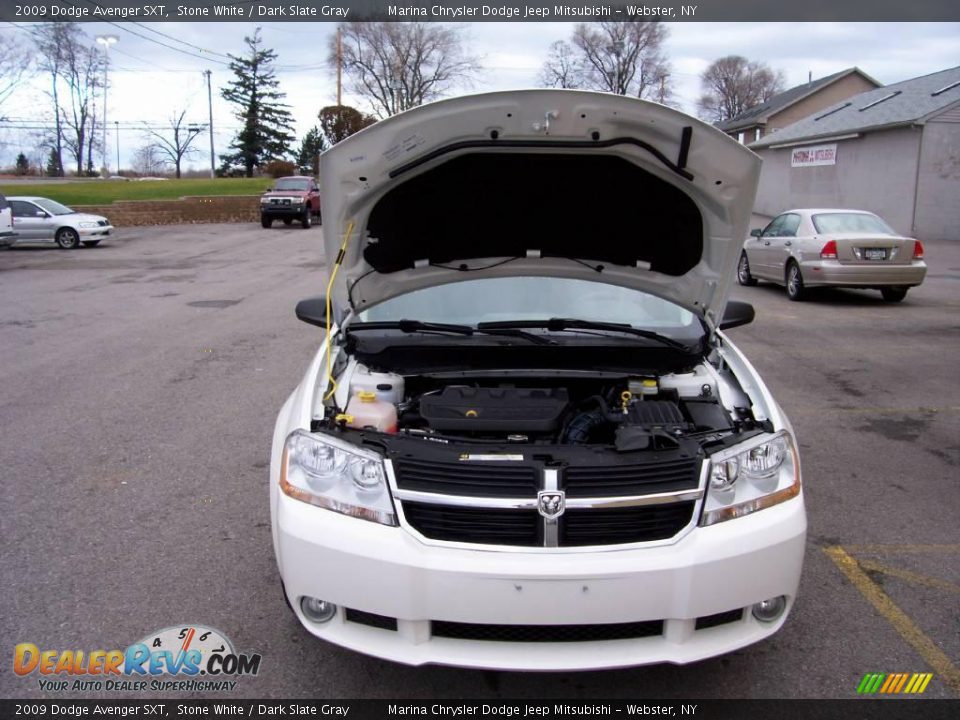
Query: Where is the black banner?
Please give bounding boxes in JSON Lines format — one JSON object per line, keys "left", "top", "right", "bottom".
{"left": 1, "top": 0, "right": 959, "bottom": 23}
{"left": 2, "top": 700, "right": 959, "bottom": 720}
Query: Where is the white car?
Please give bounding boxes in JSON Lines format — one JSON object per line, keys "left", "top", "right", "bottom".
{"left": 0, "top": 192, "right": 15, "bottom": 248}
{"left": 270, "top": 90, "right": 806, "bottom": 670}
{"left": 738, "top": 209, "right": 927, "bottom": 302}
{"left": 8, "top": 196, "right": 113, "bottom": 249}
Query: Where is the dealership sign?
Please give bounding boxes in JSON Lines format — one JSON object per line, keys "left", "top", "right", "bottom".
{"left": 791, "top": 143, "right": 837, "bottom": 167}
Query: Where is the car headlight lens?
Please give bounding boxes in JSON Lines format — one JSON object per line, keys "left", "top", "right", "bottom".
{"left": 280, "top": 430, "right": 395, "bottom": 525}
{"left": 701, "top": 430, "right": 800, "bottom": 526}
{"left": 78, "top": 222, "right": 99, "bottom": 228}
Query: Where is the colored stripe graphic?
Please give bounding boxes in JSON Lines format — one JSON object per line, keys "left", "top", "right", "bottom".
{"left": 857, "top": 672, "right": 933, "bottom": 694}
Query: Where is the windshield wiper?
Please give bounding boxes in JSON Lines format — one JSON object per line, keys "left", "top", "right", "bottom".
{"left": 347, "top": 320, "right": 556, "bottom": 345}
{"left": 477, "top": 318, "right": 692, "bottom": 352}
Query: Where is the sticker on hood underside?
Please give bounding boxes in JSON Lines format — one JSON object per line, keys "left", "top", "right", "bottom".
{"left": 459, "top": 454, "right": 525, "bottom": 462}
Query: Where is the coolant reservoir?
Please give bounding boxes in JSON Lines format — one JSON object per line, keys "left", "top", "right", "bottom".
{"left": 350, "top": 365, "right": 405, "bottom": 405}
{"left": 345, "top": 391, "right": 398, "bottom": 433}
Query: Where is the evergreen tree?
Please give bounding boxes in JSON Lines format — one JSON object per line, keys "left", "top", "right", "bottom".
{"left": 15, "top": 153, "right": 30, "bottom": 175}
{"left": 45, "top": 148, "right": 60, "bottom": 176}
{"left": 296, "top": 126, "right": 327, "bottom": 176}
{"left": 220, "top": 28, "right": 296, "bottom": 177}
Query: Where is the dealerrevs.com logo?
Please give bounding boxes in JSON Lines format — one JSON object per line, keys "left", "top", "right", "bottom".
{"left": 14, "top": 624, "right": 262, "bottom": 693}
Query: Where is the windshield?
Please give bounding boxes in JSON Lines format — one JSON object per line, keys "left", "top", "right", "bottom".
{"left": 273, "top": 179, "right": 310, "bottom": 191}
{"left": 33, "top": 198, "right": 74, "bottom": 216}
{"left": 812, "top": 212, "right": 896, "bottom": 235}
{"left": 359, "top": 277, "right": 702, "bottom": 339}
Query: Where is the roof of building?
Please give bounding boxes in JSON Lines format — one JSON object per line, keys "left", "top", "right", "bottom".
{"left": 717, "top": 68, "right": 880, "bottom": 133}
{"left": 752, "top": 66, "right": 960, "bottom": 149}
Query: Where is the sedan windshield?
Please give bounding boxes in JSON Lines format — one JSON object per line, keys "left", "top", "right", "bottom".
{"left": 812, "top": 212, "right": 896, "bottom": 235}
{"left": 33, "top": 198, "right": 74, "bottom": 216}
{"left": 273, "top": 179, "right": 310, "bottom": 191}
{"left": 359, "top": 277, "right": 702, "bottom": 342}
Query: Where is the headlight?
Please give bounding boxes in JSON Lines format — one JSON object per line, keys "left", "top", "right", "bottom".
{"left": 279, "top": 430, "right": 396, "bottom": 525}
{"left": 78, "top": 222, "right": 99, "bottom": 228}
{"left": 701, "top": 430, "right": 800, "bottom": 526}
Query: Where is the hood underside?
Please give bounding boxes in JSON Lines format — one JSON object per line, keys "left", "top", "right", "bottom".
{"left": 320, "top": 90, "right": 761, "bottom": 326}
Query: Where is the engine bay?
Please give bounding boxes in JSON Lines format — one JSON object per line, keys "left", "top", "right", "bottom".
{"left": 323, "top": 358, "right": 765, "bottom": 453}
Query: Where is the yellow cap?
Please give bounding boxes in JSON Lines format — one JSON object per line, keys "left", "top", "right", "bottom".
{"left": 357, "top": 391, "right": 377, "bottom": 402}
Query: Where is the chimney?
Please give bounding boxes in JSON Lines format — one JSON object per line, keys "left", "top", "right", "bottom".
{"left": 808, "top": 71, "right": 813, "bottom": 86}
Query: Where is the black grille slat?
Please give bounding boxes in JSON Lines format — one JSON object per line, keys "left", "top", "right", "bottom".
{"left": 563, "top": 458, "right": 699, "bottom": 497}
{"left": 403, "top": 502, "right": 540, "bottom": 546}
{"left": 394, "top": 459, "right": 539, "bottom": 497}
{"left": 695, "top": 608, "right": 744, "bottom": 630}
{"left": 432, "top": 620, "right": 663, "bottom": 642}
{"left": 561, "top": 504, "right": 694, "bottom": 546}
{"left": 345, "top": 609, "right": 398, "bottom": 631}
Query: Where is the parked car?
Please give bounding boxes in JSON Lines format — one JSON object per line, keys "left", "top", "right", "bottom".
{"left": 0, "top": 192, "right": 16, "bottom": 249}
{"left": 7, "top": 196, "right": 113, "bottom": 249}
{"left": 269, "top": 90, "right": 806, "bottom": 670}
{"left": 260, "top": 176, "right": 321, "bottom": 229}
{"left": 738, "top": 209, "right": 926, "bottom": 302}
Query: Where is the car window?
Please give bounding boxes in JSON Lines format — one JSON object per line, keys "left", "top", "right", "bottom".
{"left": 32, "top": 198, "right": 74, "bottom": 216}
{"left": 274, "top": 179, "right": 310, "bottom": 191}
{"left": 812, "top": 212, "right": 896, "bottom": 235}
{"left": 779, "top": 214, "right": 801, "bottom": 237}
{"left": 762, "top": 216, "right": 785, "bottom": 237}
{"left": 10, "top": 200, "right": 43, "bottom": 218}
{"left": 360, "top": 277, "right": 700, "bottom": 336}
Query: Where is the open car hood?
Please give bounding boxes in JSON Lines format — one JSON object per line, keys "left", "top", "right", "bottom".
{"left": 320, "top": 90, "right": 760, "bottom": 328}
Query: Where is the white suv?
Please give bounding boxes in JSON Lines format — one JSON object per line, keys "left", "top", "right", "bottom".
{"left": 0, "top": 192, "right": 16, "bottom": 248}
{"left": 269, "top": 90, "right": 805, "bottom": 670}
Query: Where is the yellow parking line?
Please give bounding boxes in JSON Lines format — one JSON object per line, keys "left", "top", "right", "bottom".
{"left": 842, "top": 544, "right": 960, "bottom": 555}
{"left": 857, "top": 558, "right": 960, "bottom": 595}
{"left": 824, "top": 546, "right": 960, "bottom": 693}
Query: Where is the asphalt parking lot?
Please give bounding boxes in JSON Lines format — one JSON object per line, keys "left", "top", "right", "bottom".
{"left": 1, "top": 223, "right": 957, "bottom": 700}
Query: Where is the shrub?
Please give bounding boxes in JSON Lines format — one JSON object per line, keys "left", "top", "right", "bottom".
{"left": 263, "top": 159, "right": 296, "bottom": 178}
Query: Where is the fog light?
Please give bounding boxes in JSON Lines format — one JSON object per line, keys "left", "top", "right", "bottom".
{"left": 300, "top": 596, "right": 337, "bottom": 623}
{"left": 751, "top": 596, "right": 787, "bottom": 623}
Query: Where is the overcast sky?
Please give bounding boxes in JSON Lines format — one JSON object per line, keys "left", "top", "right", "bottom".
{"left": 1, "top": 21, "right": 958, "bottom": 170}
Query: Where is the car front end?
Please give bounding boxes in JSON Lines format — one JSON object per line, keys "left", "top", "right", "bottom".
{"left": 268, "top": 90, "right": 805, "bottom": 670}
{"left": 74, "top": 214, "right": 114, "bottom": 238}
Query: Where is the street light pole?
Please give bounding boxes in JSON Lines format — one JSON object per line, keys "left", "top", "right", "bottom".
{"left": 205, "top": 70, "right": 215, "bottom": 178}
{"left": 115, "top": 120, "right": 120, "bottom": 172}
{"left": 95, "top": 35, "right": 118, "bottom": 174}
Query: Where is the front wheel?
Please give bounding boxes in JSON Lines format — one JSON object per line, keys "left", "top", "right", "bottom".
{"left": 82, "top": 240, "right": 100, "bottom": 248}
{"left": 261, "top": 215, "right": 273, "bottom": 229}
{"left": 56, "top": 227, "right": 80, "bottom": 249}
{"left": 737, "top": 252, "right": 758, "bottom": 286}
{"left": 881, "top": 287, "right": 908, "bottom": 302}
{"left": 785, "top": 262, "right": 806, "bottom": 301}
{"left": 301, "top": 209, "right": 312, "bottom": 229}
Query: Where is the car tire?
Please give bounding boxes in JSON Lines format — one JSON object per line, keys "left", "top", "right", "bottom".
{"left": 82, "top": 241, "right": 100, "bottom": 248}
{"left": 301, "top": 209, "right": 312, "bottom": 229}
{"left": 261, "top": 215, "right": 272, "bottom": 229}
{"left": 737, "top": 252, "right": 758, "bottom": 286}
{"left": 282, "top": 219, "right": 293, "bottom": 226}
{"left": 881, "top": 287, "right": 908, "bottom": 303}
{"left": 785, "top": 262, "right": 805, "bottom": 301}
{"left": 56, "top": 228, "right": 80, "bottom": 249}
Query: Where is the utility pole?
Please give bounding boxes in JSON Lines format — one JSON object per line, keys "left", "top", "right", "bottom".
{"left": 336, "top": 27, "right": 342, "bottom": 106}
{"left": 115, "top": 120, "right": 120, "bottom": 173}
{"left": 95, "top": 35, "right": 118, "bottom": 173}
{"left": 205, "top": 70, "right": 215, "bottom": 178}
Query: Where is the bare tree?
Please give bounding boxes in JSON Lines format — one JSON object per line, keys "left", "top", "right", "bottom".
{"left": 697, "top": 55, "right": 786, "bottom": 124}
{"left": 59, "top": 40, "right": 104, "bottom": 176}
{"left": 540, "top": 22, "right": 672, "bottom": 101}
{"left": 147, "top": 110, "right": 203, "bottom": 179}
{"left": 0, "top": 37, "right": 31, "bottom": 113}
{"left": 131, "top": 143, "right": 166, "bottom": 176}
{"left": 34, "top": 23, "right": 83, "bottom": 176}
{"left": 318, "top": 104, "right": 376, "bottom": 145}
{"left": 332, "top": 22, "right": 480, "bottom": 118}
{"left": 538, "top": 41, "right": 582, "bottom": 89}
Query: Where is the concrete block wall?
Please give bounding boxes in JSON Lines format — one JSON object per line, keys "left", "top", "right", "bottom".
{"left": 73, "top": 195, "right": 260, "bottom": 227}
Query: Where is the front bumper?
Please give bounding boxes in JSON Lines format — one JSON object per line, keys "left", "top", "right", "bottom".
{"left": 79, "top": 225, "right": 112, "bottom": 237}
{"left": 261, "top": 202, "right": 306, "bottom": 217}
{"left": 275, "top": 492, "right": 806, "bottom": 670}
{"left": 800, "top": 259, "right": 927, "bottom": 288}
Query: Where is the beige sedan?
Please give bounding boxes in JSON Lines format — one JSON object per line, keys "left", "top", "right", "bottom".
{"left": 738, "top": 209, "right": 926, "bottom": 302}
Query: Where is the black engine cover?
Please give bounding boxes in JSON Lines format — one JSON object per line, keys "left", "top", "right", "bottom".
{"left": 420, "top": 387, "right": 570, "bottom": 432}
